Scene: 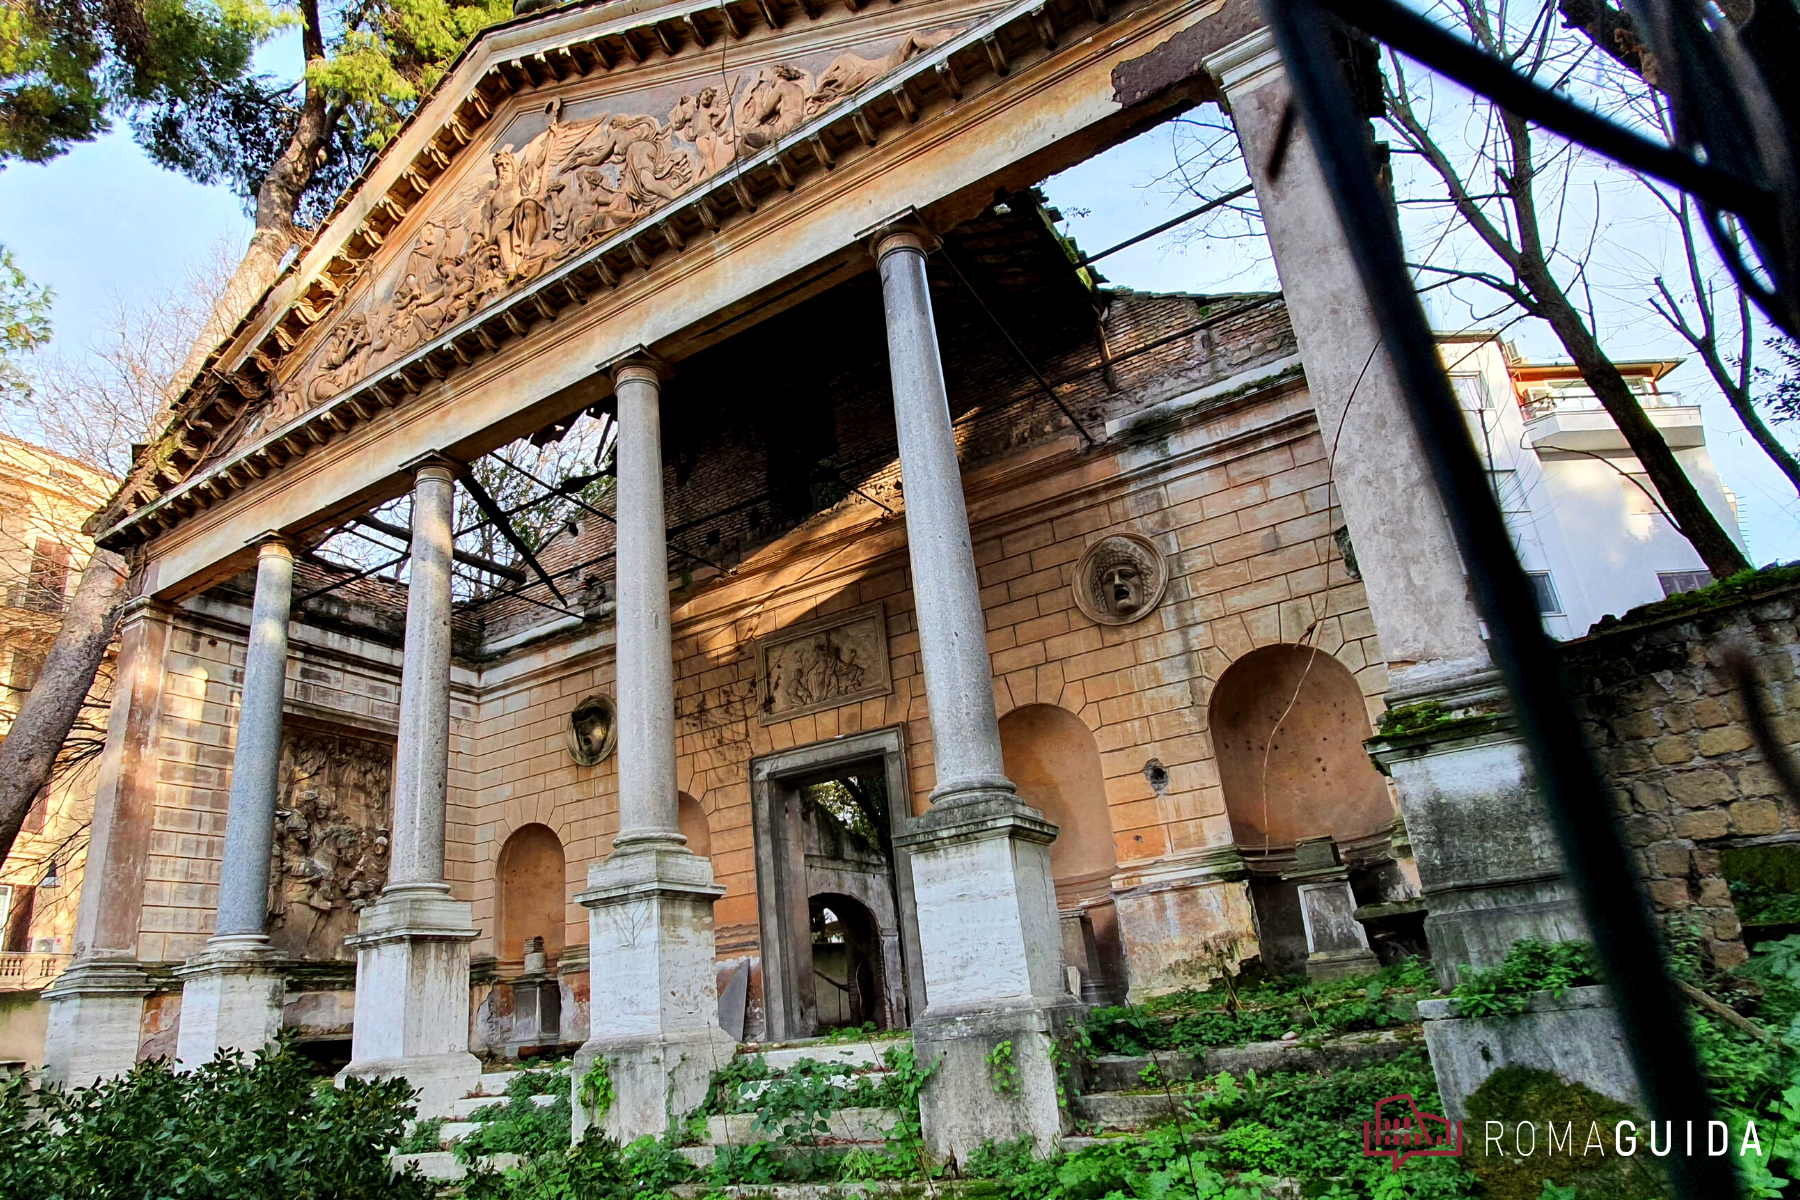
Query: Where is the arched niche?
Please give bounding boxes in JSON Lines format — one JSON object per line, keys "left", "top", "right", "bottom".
{"left": 999, "top": 703, "right": 1122, "bottom": 1000}
{"left": 678, "top": 792, "right": 711, "bottom": 859}
{"left": 1208, "top": 644, "right": 1394, "bottom": 851}
{"left": 497, "top": 823, "right": 566, "bottom": 964}
{"left": 1000, "top": 704, "right": 1117, "bottom": 889}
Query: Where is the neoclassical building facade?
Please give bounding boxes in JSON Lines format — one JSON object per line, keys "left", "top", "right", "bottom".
{"left": 42, "top": 0, "right": 1579, "bottom": 1155}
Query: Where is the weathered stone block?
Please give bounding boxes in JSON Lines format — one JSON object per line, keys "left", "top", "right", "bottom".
{"left": 1660, "top": 705, "right": 1694, "bottom": 734}
{"left": 1652, "top": 735, "right": 1696, "bottom": 765}
{"left": 1689, "top": 697, "right": 1729, "bottom": 729}
{"left": 1419, "top": 987, "right": 1634, "bottom": 1120}
{"left": 1729, "top": 797, "right": 1782, "bottom": 836}
{"left": 1697, "top": 726, "right": 1754, "bottom": 757}
{"left": 1613, "top": 710, "right": 1662, "bottom": 741}
{"left": 1671, "top": 810, "right": 1729, "bottom": 841}
{"left": 1664, "top": 770, "right": 1735, "bottom": 808}
{"left": 1647, "top": 845, "right": 1691, "bottom": 878}
{"left": 1646, "top": 878, "right": 1691, "bottom": 910}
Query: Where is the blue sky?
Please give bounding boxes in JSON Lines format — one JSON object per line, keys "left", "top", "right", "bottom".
{"left": 2, "top": 92, "right": 1796, "bottom": 565}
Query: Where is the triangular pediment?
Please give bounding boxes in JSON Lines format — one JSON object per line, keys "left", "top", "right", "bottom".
{"left": 98, "top": 0, "right": 1138, "bottom": 546}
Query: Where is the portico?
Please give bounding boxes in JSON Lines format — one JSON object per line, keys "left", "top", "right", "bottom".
{"left": 39, "top": 0, "right": 1571, "bottom": 1157}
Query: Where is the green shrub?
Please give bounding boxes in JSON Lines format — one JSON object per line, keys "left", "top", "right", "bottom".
{"left": 0, "top": 1039, "right": 429, "bottom": 1199}
{"left": 1451, "top": 940, "right": 1602, "bottom": 1018}
{"left": 455, "top": 1066, "right": 573, "bottom": 1163}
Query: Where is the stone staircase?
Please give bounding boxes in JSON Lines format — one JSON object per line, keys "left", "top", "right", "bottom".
{"left": 1068, "top": 1028, "right": 1419, "bottom": 1139}
{"left": 391, "top": 1064, "right": 560, "bottom": 1182}
{"left": 676, "top": 1036, "right": 909, "bottom": 1169}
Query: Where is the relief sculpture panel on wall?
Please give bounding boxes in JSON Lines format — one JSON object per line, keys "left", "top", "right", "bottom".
{"left": 266, "top": 725, "right": 395, "bottom": 960}
{"left": 756, "top": 602, "right": 892, "bottom": 723}
{"left": 262, "top": 27, "right": 959, "bottom": 434}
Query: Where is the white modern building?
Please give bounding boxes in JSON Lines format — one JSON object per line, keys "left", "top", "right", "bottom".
{"left": 1441, "top": 334, "right": 1747, "bottom": 639}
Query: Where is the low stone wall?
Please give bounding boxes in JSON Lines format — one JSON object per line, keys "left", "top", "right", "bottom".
{"left": 1563, "top": 580, "right": 1800, "bottom": 969}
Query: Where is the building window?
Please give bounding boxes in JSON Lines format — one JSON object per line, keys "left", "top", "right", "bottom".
{"left": 1450, "top": 373, "right": 1493, "bottom": 411}
{"left": 1658, "top": 569, "right": 1713, "bottom": 597}
{"left": 1526, "top": 571, "right": 1562, "bottom": 615}
{"left": 20, "top": 788, "right": 46, "bottom": 834}
{"left": 24, "top": 540, "right": 69, "bottom": 614}
{"left": 7, "top": 648, "right": 42, "bottom": 704}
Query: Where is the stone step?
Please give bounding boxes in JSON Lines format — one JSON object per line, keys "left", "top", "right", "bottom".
{"left": 748, "top": 1037, "right": 906, "bottom": 1072}
{"left": 1087, "top": 1029, "right": 1419, "bottom": 1093}
{"left": 391, "top": 1150, "right": 522, "bottom": 1181}
{"left": 472, "top": 1066, "right": 559, "bottom": 1097}
{"left": 704, "top": 1106, "right": 899, "bottom": 1146}
{"left": 449, "top": 1090, "right": 562, "bottom": 1121}
{"left": 1073, "top": 1030, "right": 1423, "bottom": 1133}
{"left": 438, "top": 1121, "right": 481, "bottom": 1145}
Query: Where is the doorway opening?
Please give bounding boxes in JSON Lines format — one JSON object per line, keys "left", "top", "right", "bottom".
{"left": 750, "top": 726, "right": 921, "bottom": 1042}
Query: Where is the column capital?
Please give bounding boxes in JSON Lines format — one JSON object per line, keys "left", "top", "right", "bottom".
{"left": 859, "top": 208, "right": 940, "bottom": 262}
{"left": 599, "top": 346, "right": 672, "bottom": 388}
{"left": 401, "top": 452, "right": 461, "bottom": 482}
{"left": 247, "top": 531, "right": 293, "bottom": 558}
{"left": 115, "top": 593, "right": 175, "bottom": 635}
{"left": 1203, "top": 27, "right": 1281, "bottom": 99}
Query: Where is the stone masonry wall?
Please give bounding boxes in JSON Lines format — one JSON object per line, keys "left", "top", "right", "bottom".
{"left": 1564, "top": 581, "right": 1800, "bottom": 969}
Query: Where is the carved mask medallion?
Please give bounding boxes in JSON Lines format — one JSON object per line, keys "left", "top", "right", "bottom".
{"left": 1073, "top": 533, "right": 1168, "bottom": 626}
{"left": 567, "top": 694, "right": 618, "bottom": 766}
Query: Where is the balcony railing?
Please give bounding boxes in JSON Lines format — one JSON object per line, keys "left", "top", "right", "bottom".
{"left": 1522, "top": 390, "right": 1687, "bottom": 420}
{"left": 0, "top": 951, "right": 70, "bottom": 990}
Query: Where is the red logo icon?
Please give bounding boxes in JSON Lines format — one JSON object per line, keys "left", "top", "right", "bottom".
{"left": 1363, "top": 1093, "right": 1465, "bottom": 1170}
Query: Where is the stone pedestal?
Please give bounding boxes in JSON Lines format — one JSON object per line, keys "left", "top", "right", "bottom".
{"left": 174, "top": 936, "right": 285, "bottom": 1067}
{"left": 41, "top": 957, "right": 152, "bottom": 1085}
{"left": 1367, "top": 705, "right": 1587, "bottom": 989}
{"left": 506, "top": 940, "right": 564, "bottom": 1058}
{"left": 1419, "top": 986, "right": 1634, "bottom": 1119}
{"left": 1111, "top": 846, "right": 1257, "bottom": 998}
{"left": 340, "top": 887, "right": 481, "bottom": 1116}
{"left": 898, "top": 798, "right": 1082, "bottom": 1160}
{"left": 573, "top": 845, "right": 736, "bottom": 1142}
{"left": 1283, "top": 837, "right": 1378, "bottom": 980}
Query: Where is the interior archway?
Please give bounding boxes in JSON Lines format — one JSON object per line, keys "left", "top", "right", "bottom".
{"left": 999, "top": 703, "right": 1121, "bottom": 999}
{"left": 809, "top": 892, "right": 884, "bottom": 1029}
{"left": 678, "top": 792, "right": 711, "bottom": 859}
{"left": 497, "top": 823, "right": 566, "bottom": 964}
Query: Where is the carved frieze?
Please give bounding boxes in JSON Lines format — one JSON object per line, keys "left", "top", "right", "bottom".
{"left": 755, "top": 602, "right": 892, "bottom": 723}
{"left": 1072, "top": 532, "right": 1169, "bottom": 626}
{"left": 266, "top": 725, "right": 395, "bottom": 960}
{"left": 255, "top": 27, "right": 959, "bottom": 442}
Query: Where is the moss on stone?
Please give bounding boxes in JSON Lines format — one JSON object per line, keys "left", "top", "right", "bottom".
{"left": 1589, "top": 561, "right": 1800, "bottom": 633}
{"left": 1722, "top": 844, "right": 1800, "bottom": 894}
{"left": 1372, "top": 701, "right": 1499, "bottom": 742}
{"left": 1463, "top": 1067, "right": 1669, "bottom": 1199}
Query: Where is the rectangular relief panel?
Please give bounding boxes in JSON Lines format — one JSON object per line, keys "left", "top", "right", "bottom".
{"left": 754, "top": 601, "right": 892, "bottom": 724}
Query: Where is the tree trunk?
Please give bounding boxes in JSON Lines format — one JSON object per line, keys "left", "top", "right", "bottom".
{"left": 1526, "top": 274, "right": 1751, "bottom": 577}
{"left": 0, "top": 549, "right": 128, "bottom": 864}
{"left": 167, "top": 0, "right": 336, "bottom": 406}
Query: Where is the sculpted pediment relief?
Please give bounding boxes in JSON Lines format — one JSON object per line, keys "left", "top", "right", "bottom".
{"left": 253, "top": 25, "right": 959, "bottom": 443}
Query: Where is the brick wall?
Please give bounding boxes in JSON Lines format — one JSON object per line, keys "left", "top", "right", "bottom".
{"left": 1564, "top": 581, "right": 1800, "bottom": 969}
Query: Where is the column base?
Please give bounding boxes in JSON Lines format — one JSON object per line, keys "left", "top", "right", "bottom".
{"left": 574, "top": 843, "right": 732, "bottom": 1143}
{"left": 1369, "top": 709, "right": 1587, "bottom": 989}
{"left": 914, "top": 996, "right": 1083, "bottom": 1162}
{"left": 174, "top": 936, "right": 286, "bottom": 1067}
{"left": 42, "top": 957, "right": 152, "bottom": 1086}
{"left": 573, "top": 1026, "right": 739, "bottom": 1143}
{"left": 1419, "top": 985, "right": 1633, "bottom": 1119}
{"left": 340, "top": 885, "right": 480, "bottom": 1117}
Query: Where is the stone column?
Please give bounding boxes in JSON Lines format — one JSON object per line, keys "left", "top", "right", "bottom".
{"left": 342, "top": 458, "right": 480, "bottom": 1116}
{"left": 873, "top": 226, "right": 1078, "bottom": 1162}
{"left": 1205, "top": 30, "right": 1585, "bottom": 981}
{"left": 574, "top": 352, "right": 733, "bottom": 1144}
{"left": 175, "top": 536, "right": 293, "bottom": 1066}
{"left": 42, "top": 597, "right": 172, "bottom": 1085}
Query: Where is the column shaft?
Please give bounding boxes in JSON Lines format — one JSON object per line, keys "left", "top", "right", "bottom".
{"left": 612, "top": 365, "right": 682, "bottom": 848}
{"left": 389, "top": 464, "right": 456, "bottom": 889}
{"left": 213, "top": 539, "right": 293, "bottom": 940}
{"left": 876, "top": 235, "right": 1013, "bottom": 805}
